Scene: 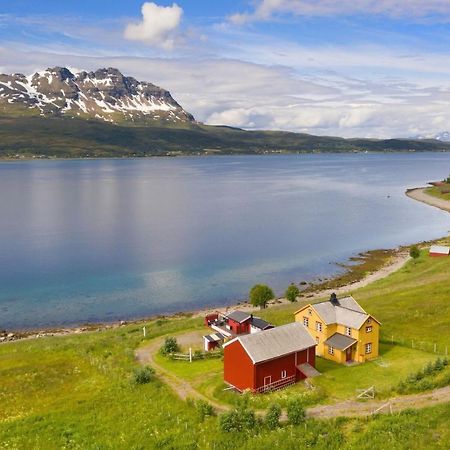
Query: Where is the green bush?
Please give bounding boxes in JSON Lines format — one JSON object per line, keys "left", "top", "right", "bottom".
{"left": 287, "top": 400, "right": 305, "bottom": 425}
{"left": 196, "top": 400, "right": 215, "bottom": 422}
{"left": 219, "top": 406, "right": 257, "bottom": 432}
{"left": 409, "top": 246, "right": 420, "bottom": 259}
{"left": 159, "top": 337, "right": 180, "bottom": 355}
{"left": 265, "top": 403, "right": 281, "bottom": 429}
{"left": 132, "top": 365, "right": 155, "bottom": 385}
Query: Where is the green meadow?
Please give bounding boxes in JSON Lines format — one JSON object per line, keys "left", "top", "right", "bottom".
{"left": 0, "top": 248, "right": 449, "bottom": 449}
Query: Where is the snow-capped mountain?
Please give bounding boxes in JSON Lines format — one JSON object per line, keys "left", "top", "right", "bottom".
{"left": 0, "top": 67, "right": 195, "bottom": 124}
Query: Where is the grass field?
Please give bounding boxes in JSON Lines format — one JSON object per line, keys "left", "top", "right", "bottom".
{"left": 1, "top": 246, "right": 450, "bottom": 448}
{"left": 425, "top": 184, "right": 450, "bottom": 201}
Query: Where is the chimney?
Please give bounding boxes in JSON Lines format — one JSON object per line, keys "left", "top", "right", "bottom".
{"left": 330, "top": 293, "right": 339, "bottom": 306}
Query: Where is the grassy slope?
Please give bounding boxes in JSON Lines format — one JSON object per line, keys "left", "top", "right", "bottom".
{"left": 425, "top": 184, "right": 450, "bottom": 201}
{"left": 1, "top": 115, "right": 450, "bottom": 157}
{"left": 1, "top": 249, "right": 450, "bottom": 448}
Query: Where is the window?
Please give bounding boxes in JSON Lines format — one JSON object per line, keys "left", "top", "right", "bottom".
{"left": 366, "top": 326, "right": 372, "bottom": 333}
{"left": 367, "top": 318, "right": 372, "bottom": 324}
{"left": 316, "top": 336, "right": 320, "bottom": 344}
{"left": 303, "top": 317, "right": 309, "bottom": 327}
{"left": 308, "top": 308, "right": 312, "bottom": 315}
{"left": 328, "top": 346, "right": 334, "bottom": 355}
{"left": 345, "top": 327, "right": 351, "bottom": 336}
{"left": 316, "top": 321, "right": 322, "bottom": 332}
{"left": 281, "top": 370, "right": 287, "bottom": 379}
{"left": 365, "top": 343, "right": 372, "bottom": 354}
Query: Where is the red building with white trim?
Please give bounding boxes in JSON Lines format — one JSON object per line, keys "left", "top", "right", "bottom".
{"left": 223, "top": 322, "right": 318, "bottom": 393}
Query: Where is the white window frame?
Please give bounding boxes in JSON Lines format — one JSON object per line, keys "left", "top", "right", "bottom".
{"left": 281, "top": 370, "right": 287, "bottom": 379}
{"left": 303, "top": 317, "right": 309, "bottom": 327}
{"left": 365, "top": 343, "right": 372, "bottom": 354}
{"left": 315, "top": 336, "right": 320, "bottom": 344}
{"left": 366, "top": 326, "right": 372, "bottom": 333}
{"left": 316, "top": 321, "right": 322, "bottom": 332}
{"left": 345, "top": 327, "right": 351, "bottom": 336}
{"left": 328, "top": 346, "right": 334, "bottom": 355}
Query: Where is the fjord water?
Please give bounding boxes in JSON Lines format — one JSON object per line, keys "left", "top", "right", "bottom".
{"left": 1, "top": 154, "right": 450, "bottom": 329}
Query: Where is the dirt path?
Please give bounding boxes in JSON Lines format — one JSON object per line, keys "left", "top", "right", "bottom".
{"left": 136, "top": 335, "right": 450, "bottom": 419}
{"left": 135, "top": 332, "right": 230, "bottom": 412}
{"left": 406, "top": 187, "right": 450, "bottom": 214}
{"left": 307, "top": 385, "right": 450, "bottom": 418}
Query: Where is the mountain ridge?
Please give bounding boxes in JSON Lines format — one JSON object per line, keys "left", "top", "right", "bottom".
{"left": 0, "top": 66, "right": 195, "bottom": 125}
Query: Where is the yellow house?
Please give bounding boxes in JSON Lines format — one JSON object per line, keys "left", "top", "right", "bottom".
{"left": 294, "top": 294, "right": 380, "bottom": 364}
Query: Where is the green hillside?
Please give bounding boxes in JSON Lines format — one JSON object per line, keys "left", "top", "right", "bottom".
{"left": 1, "top": 115, "right": 450, "bottom": 158}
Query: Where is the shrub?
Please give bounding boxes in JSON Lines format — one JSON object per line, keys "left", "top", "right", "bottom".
{"left": 287, "top": 399, "right": 305, "bottom": 425}
{"left": 196, "top": 400, "right": 215, "bottom": 421}
{"left": 265, "top": 403, "right": 281, "bottom": 429}
{"left": 409, "top": 246, "right": 420, "bottom": 259}
{"left": 285, "top": 284, "right": 300, "bottom": 303}
{"left": 219, "top": 406, "right": 257, "bottom": 432}
{"left": 423, "top": 362, "right": 434, "bottom": 376}
{"left": 160, "top": 337, "right": 180, "bottom": 355}
{"left": 132, "top": 365, "right": 155, "bottom": 385}
{"left": 434, "top": 357, "right": 444, "bottom": 371}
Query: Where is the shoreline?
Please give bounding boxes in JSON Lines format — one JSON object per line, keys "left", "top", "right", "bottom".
{"left": 2, "top": 186, "right": 450, "bottom": 342}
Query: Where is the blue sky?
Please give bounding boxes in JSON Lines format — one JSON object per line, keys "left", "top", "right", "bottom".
{"left": 2, "top": 0, "right": 450, "bottom": 138}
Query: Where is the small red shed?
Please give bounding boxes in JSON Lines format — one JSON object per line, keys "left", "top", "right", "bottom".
{"left": 429, "top": 245, "right": 450, "bottom": 257}
{"left": 223, "top": 322, "right": 318, "bottom": 393}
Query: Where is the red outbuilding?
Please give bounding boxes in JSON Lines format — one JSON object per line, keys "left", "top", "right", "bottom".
{"left": 223, "top": 322, "right": 318, "bottom": 393}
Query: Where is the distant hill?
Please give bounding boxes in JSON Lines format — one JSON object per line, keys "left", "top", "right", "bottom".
{"left": 0, "top": 67, "right": 450, "bottom": 158}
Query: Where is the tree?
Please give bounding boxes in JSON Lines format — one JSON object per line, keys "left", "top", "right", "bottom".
{"left": 409, "top": 246, "right": 420, "bottom": 259}
{"left": 265, "top": 403, "right": 281, "bottom": 429}
{"left": 159, "top": 336, "right": 180, "bottom": 355}
{"left": 285, "top": 283, "right": 300, "bottom": 303}
{"left": 249, "top": 284, "right": 274, "bottom": 309}
{"left": 286, "top": 399, "right": 305, "bottom": 425}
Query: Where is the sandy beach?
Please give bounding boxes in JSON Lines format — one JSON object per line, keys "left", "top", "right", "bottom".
{"left": 406, "top": 187, "right": 450, "bottom": 213}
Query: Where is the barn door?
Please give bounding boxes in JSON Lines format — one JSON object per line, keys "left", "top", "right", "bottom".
{"left": 264, "top": 376, "right": 272, "bottom": 386}
{"left": 346, "top": 347, "right": 352, "bottom": 362}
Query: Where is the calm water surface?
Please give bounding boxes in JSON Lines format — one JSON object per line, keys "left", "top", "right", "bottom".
{"left": 1, "top": 154, "right": 450, "bottom": 329}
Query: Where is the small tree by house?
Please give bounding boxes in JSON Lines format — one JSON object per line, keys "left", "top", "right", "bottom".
{"left": 410, "top": 246, "right": 420, "bottom": 259}
{"left": 249, "top": 284, "right": 274, "bottom": 309}
{"left": 285, "top": 283, "right": 300, "bottom": 303}
{"left": 287, "top": 399, "right": 305, "bottom": 425}
{"left": 160, "top": 336, "right": 180, "bottom": 355}
{"left": 265, "top": 403, "right": 281, "bottom": 429}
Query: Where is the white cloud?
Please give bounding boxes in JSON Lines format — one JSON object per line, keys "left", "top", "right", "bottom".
{"left": 230, "top": 0, "right": 450, "bottom": 24}
{"left": 124, "top": 2, "right": 182, "bottom": 48}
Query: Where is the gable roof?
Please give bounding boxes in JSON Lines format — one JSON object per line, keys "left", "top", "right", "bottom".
{"left": 250, "top": 317, "right": 273, "bottom": 330}
{"left": 224, "top": 322, "right": 316, "bottom": 364}
{"left": 324, "top": 332, "right": 357, "bottom": 351}
{"left": 295, "top": 295, "right": 379, "bottom": 330}
{"left": 225, "top": 310, "right": 252, "bottom": 323}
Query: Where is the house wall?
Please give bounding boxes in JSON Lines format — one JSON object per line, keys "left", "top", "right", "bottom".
{"left": 228, "top": 319, "right": 250, "bottom": 335}
{"left": 223, "top": 340, "right": 255, "bottom": 391}
{"left": 254, "top": 347, "right": 315, "bottom": 389}
{"left": 356, "top": 317, "right": 380, "bottom": 362}
{"left": 295, "top": 306, "right": 329, "bottom": 356}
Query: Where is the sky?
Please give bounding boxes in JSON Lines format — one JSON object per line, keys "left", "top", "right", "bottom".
{"left": 2, "top": 0, "right": 450, "bottom": 138}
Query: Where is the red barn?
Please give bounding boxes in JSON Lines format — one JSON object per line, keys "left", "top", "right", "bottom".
{"left": 223, "top": 322, "right": 318, "bottom": 393}
{"left": 429, "top": 245, "right": 450, "bottom": 257}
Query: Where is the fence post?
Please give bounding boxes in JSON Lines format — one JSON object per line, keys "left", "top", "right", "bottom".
{"left": 143, "top": 326, "right": 146, "bottom": 338}
{"left": 189, "top": 347, "right": 192, "bottom": 363}
{"left": 434, "top": 343, "right": 437, "bottom": 353}
{"left": 412, "top": 340, "right": 414, "bottom": 349}
{"left": 391, "top": 335, "right": 394, "bottom": 344}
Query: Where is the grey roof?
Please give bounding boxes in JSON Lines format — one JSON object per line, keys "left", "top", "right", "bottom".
{"left": 226, "top": 322, "right": 316, "bottom": 364}
{"left": 250, "top": 317, "right": 273, "bottom": 330}
{"left": 204, "top": 332, "right": 226, "bottom": 342}
{"left": 312, "top": 296, "right": 369, "bottom": 329}
{"left": 430, "top": 245, "right": 450, "bottom": 254}
{"left": 225, "top": 310, "right": 252, "bottom": 323}
{"left": 324, "top": 333, "right": 357, "bottom": 351}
